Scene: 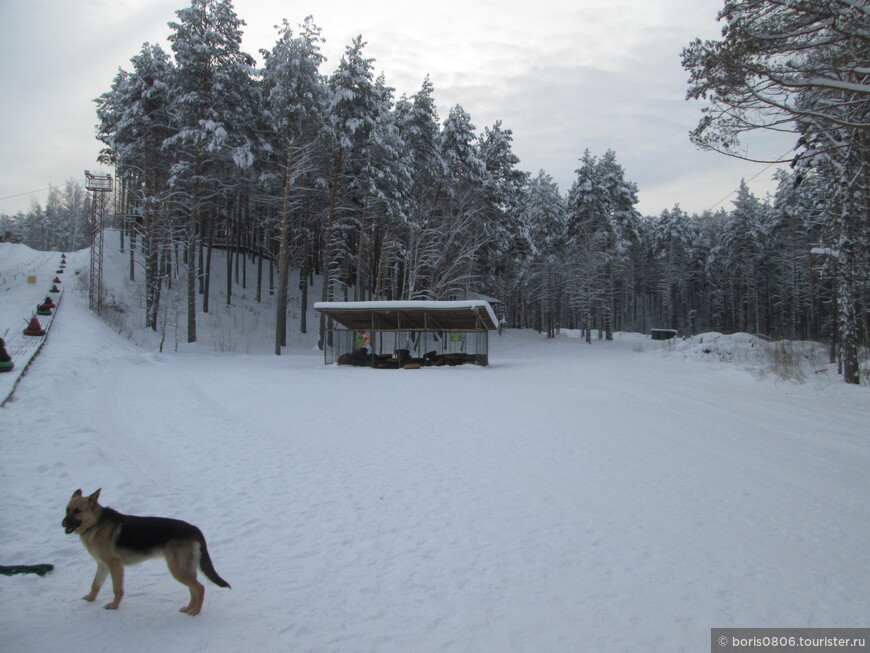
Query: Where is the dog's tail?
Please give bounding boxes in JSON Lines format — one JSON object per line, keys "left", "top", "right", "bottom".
{"left": 198, "top": 535, "right": 231, "bottom": 589}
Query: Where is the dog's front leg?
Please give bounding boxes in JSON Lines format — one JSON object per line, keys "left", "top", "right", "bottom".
{"left": 83, "top": 563, "right": 108, "bottom": 602}
{"left": 102, "top": 560, "right": 125, "bottom": 610}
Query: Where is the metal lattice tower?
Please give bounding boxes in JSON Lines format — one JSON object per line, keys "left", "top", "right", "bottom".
{"left": 85, "top": 171, "right": 113, "bottom": 315}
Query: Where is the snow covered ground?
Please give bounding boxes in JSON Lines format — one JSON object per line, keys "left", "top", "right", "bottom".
{"left": 0, "top": 243, "right": 66, "bottom": 405}
{"left": 1, "top": 238, "right": 868, "bottom": 653}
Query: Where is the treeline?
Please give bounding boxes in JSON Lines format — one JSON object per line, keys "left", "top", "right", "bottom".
{"left": 0, "top": 165, "right": 848, "bottom": 348}
{"left": 2, "top": 0, "right": 866, "bottom": 382}
{"left": 0, "top": 180, "right": 92, "bottom": 252}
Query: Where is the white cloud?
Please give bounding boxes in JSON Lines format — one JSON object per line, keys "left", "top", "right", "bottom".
{"left": 0, "top": 0, "right": 793, "bottom": 217}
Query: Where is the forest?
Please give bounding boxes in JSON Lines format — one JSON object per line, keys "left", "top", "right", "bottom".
{"left": 1, "top": 0, "right": 867, "bottom": 382}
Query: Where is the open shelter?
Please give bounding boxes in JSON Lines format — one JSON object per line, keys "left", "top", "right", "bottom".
{"left": 314, "top": 300, "right": 499, "bottom": 368}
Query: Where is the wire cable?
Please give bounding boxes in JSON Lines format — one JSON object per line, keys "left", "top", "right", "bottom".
{"left": 706, "top": 147, "right": 796, "bottom": 211}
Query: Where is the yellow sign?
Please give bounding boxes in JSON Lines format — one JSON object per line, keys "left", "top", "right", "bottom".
{"left": 27, "top": 276, "right": 36, "bottom": 284}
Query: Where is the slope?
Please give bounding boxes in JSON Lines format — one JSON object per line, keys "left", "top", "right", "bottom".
{"left": 0, "top": 240, "right": 868, "bottom": 653}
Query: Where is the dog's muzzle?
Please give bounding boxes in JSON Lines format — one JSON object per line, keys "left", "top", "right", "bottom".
{"left": 62, "top": 517, "right": 80, "bottom": 534}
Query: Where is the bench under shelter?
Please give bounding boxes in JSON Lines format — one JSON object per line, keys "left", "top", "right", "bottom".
{"left": 314, "top": 300, "right": 499, "bottom": 368}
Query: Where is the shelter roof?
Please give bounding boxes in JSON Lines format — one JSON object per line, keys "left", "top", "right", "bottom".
{"left": 314, "top": 300, "right": 499, "bottom": 332}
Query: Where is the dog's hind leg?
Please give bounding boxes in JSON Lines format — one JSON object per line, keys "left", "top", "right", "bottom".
{"left": 173, "top": 570, "right": 205, "bottom": 615}
{"left": 83, "top": 562, "right": 108, "bottom": 602}
{"left": 177, "top": 575, "right": 205, "bottom": 616}
{"left": 167, "top": 546, "right": 205, "bottom": 616}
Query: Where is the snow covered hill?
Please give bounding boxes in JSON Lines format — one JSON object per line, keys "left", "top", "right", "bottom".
{"left": 1, "top": 238, "right": 868, "bottom": 653}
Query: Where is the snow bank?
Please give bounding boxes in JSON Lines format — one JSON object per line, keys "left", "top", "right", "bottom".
{"left": 642, "top": 331, "right": 833, "bottom": 383}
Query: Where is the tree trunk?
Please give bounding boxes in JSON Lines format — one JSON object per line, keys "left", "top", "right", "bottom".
{"left": 186, "top": 223, "right": 197, "bottom": 343}
{"left": 203, "top": 220, "right": 213, "bottom": 314}
{"left": 318, "top": 148, "right": 343, "bottom": 350}
{"left": 275, "top": 139, "right": 296, "bottom": 355}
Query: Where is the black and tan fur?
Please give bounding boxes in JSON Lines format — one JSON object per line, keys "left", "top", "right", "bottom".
{"left": 62, "top": 489, "right": 230, "bottom": 615}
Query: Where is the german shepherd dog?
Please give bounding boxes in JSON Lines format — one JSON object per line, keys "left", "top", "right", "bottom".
{"left": 62, "top": 489, "right": 230, "bottom": 615}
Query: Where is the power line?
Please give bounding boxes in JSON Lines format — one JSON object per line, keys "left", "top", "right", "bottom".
{"left": 0, "top": 179, "right": 92, "bottom": 209}
{"left": 706, "top": 148, "right": 796, "bottom": 212}
{"left": 0, "top": 186, "right": 60, "bottom": 202}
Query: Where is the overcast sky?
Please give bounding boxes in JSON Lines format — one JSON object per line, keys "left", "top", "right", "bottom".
{"left": 0, "top": 0, "right": 796, "bottom": 218}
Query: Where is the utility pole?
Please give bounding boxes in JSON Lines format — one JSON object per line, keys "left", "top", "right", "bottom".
{"left": 84, "top": 170, "right": 113, "bottom": 315}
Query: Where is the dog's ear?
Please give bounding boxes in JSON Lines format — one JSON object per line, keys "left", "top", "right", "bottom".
{"left": 72, "top": 489, "right": 83, "bottom": 499}
{"left": 88, "top": 488, "right": 102, "bottom": 505}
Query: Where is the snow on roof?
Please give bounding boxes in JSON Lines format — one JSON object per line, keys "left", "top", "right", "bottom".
{"left": 314, "top": 300, "right": 499, "bottom": 331}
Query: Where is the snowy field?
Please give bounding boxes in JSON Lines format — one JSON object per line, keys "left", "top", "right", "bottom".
{"left": 1, "top": 238, "right": 869, "bottom": 653}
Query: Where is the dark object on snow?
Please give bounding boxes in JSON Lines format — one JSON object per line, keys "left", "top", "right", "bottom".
{"left": 651, "top": 329, "right": 678, "bottom": 341}
{"left": 372, "top": 350, "right": 477, "bottom": 368}
{"left": 0, "top": 337, "right": 13, "bottom": 372}
{"left": 0, "top": 337, "right": 11, "bottom": 362}
{"left": 38, "top": 296, "right": 57, "bottom": 315}
{"left": 431, "top": 353, "right": 477, "bottom": 366}
{"left": 23, "top": 316, "right": 46, "bottom": 336}
{"left": 337, "top": 347, "right": 373, "bottom": 367}
{"left": 49, "top": 284, "right": 60, "bottom": 294}
{"left": 42, "top": 296, "right": 56, "bottom": 308}
{"left": 0, "top": 564, "right": 54, "bottom": 577}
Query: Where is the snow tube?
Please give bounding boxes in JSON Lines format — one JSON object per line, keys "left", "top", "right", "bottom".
{"left": 23, "top": 317, "right": 46, "bottom": 336}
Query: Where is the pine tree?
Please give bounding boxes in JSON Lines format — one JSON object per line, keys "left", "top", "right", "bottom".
{"left": 319, "top": 36, "right": 380, "bottom": 346}
{"left": 433, "top": 104, "right": 487, "bottom": 299}
{"left": 521, "top": 171, "right": 567, "bottom": 335}
{"left": 723, "top": 181, "right": 767, "bottom": 333}
{"left": 356, "top": 74, "right": 408, "bottom": 301}
{"left": 652, "top": 205, "right": 692, "bottom": 331}
{"left": 261, "top": 16, "right": 326, "bottom": 353}
{"left": 567, "top": 150, "right": 639, "bottom": 341}
{"left": 768, "top": 169, "right": 825, "bottom": 340}
{"left": 477, "top": 121, "right": 529, "bottom": 299}
{"left": 395, "top": 76, "right": 448, "bottom": 299}
{"left": 96, "top": 42, "right": 175, "bottom": 332}
{"left": 165, "top": 0, "right": 256, "bottom": 343}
